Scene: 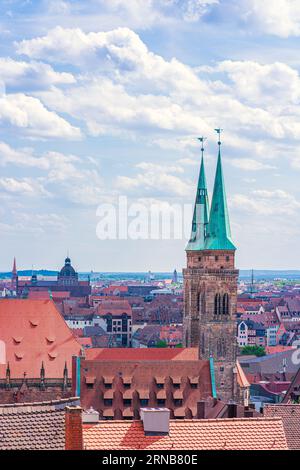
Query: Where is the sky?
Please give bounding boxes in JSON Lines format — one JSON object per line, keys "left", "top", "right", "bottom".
{"left": 0, "top": 0, "right": 300, "bottom": 272}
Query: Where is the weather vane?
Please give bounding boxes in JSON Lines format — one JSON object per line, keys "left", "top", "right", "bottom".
{"left": 214, "top": 128, "right": 223, "bottom": 146}
{"left": 197, "top": 136, "right": 207, "bottom": 158}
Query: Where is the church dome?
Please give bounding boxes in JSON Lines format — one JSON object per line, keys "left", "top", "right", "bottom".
{"left": 59, "top": 257, "right": 77, "bottom": 278}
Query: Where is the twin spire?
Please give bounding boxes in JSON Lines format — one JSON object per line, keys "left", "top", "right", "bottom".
{"left": 186, "top": 130, "right": 236, "bottom": 252}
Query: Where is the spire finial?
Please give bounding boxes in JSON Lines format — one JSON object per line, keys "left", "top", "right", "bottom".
{"left": 214, "top": 128, "right": 223, "bottom": 147}
{"left": 197, "top": 136, "right": 207, "bottom": 159}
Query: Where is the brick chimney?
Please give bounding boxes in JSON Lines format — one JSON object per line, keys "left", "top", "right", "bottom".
{"left": 197, "top": 401, "right": 206, "bottom": 419}
{"left": 65, "top": 406, "right": 83, "bottom": 450}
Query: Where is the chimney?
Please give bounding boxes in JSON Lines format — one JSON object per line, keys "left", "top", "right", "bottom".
{"left": 65, "top": 406, "right": 83, "bottom": 450}
{"left": 197, "top": 401, "right": 206, "bottom": 419}
{"left": 228, "top": 403, "right": 238, "bottom": 418}
{"left": 140, "top": 408, "right": 170, "bottom": 435}
{"left": 82, "top": 407, "right": 100, "bottom": 423}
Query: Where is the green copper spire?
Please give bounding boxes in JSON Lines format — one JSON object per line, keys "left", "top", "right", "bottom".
{"left": 186, "top": 137, "right": 209, "bottom": 251}
{"left": 205, "top": 130, "right": 236, "bottom": 250}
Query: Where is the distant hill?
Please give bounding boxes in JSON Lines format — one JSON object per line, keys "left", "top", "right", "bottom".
{"left": 0, "top": 270, "right": 300, "bottom": 281}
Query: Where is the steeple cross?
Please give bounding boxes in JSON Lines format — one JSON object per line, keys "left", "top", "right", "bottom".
{"left": 214, "top": 128, "right": 223, "bottom": 146}
{"left": 197, "top": 136, "right": 207, "bottom": 158}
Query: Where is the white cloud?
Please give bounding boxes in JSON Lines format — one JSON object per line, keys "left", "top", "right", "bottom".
{"left": 0, "top": 141, "right": 107, "bottom": 206}
{"left": 18, "top": 27, "right": 300, "bottom": 147}
{"left": 228, "top": 158, "right": 277, "bottom": 171}
{"left": 0, "top": 177, "right": 49, "bottom": 197}
{"left": 0, "top": 92, "right": 81, "bottom": 139}
{"left": 231, "top": 189, "right": 300, "bottom": 216}
{"left": 0, "top": 58, "right": 75, "bottom": 90}
{"left": 211, "top": 60, "right": 300, "bottom": 106}
{"left": 117, "top": 162, "right": 190, "bottom": 197}
{"left": 240, "top": 0, "right": 300, "bottom": 38}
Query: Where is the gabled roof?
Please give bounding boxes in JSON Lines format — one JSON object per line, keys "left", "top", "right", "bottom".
{"left": 83, "top": 418, "right": 287, "bottom": 450}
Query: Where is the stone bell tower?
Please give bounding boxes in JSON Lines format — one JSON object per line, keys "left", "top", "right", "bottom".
{"left": 183, "top": 132, "right": 239, "bottom": 402}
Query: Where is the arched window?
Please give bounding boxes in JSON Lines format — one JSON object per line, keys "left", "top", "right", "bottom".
{"left": 197, "top": 292, "right": 201, "bottom": 313}
{"left": 214, "top": 294, "right": 221, "bottom": 315}
{"left": 197, "top": 292, "right": 205, "bottom": 316}
{"left": 217, "top": 338, "right": 226, "bottom": 358}
{"left": 223, "top": 294, "right": 229, "bottom": 315}
{"left": 201, "top": 332, "right": 205, "bottom": 356}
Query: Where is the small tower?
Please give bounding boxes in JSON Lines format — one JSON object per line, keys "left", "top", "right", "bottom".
{"left": 183, "top": 132, "right": 239, "bottom": 402}
{"left": 5, "top": 362, "right": 10, "bottom": 389}
{"left": 11, "top": 257, "right": 18, "bottom": 293}
{"left": 40, "top": 362, "right": 45, "bottom": 390}
{"left": 172, "top": 269, "right": 178, "bottom": 284}
{"left": 63, "top": 361, "right": 68, "bottom": 391}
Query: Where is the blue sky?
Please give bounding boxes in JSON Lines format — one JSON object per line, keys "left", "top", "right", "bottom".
{"left": 0, "top": 0, "right": 300, "bottom": 272}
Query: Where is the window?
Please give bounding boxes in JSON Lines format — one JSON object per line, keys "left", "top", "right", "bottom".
{"left": 214, "top": 294, "right": 221, "bottom": 315}
{"left": 104, "top": 399, "right": 113, "bottom": 406}
{"left": 174, "top": 399, "right": 182, "bottom": 406}
{"left": 215, "top": 255, "right": 219, "bottom": 261}
{"left": 157, "top": 399, "right": 166, "bottom": 406}
{"left": 223, "top": 293, "right": 229, "bottom": 315}
{"left": 123, "top": 399, "right": 132, "bottom": 406}
{"left": 86, "top": 383, "right": 94, "bottom": 389}
{"left": 226, "top": 256, "right": 230, "bottom": 262}
{"left": 140, "top": 399, "right": 149, "bottom": 406}
{"left": 190, "top": 383, "right": 197, "bottom": 389}
{"left": 156, "top": 383, "right": 164, "bottom": 389}
{"left": 173, "top": 383, "right": 180, "bottom": 389}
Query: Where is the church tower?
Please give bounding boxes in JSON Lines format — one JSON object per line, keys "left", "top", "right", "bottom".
{"left": 183, "top": 132, "right": 239, "bottom": 402}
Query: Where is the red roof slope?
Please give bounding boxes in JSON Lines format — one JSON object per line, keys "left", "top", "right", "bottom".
{"left": 0, "top": 299, "right": 81, "bottom": 378}
{"left": 264, "top": 404, "right": 300, "bottom": 450}
{"left": 83, "top": 418, "right": 288, "bottom": 450}
{"left": 97, "top": 300, "right": 132, "bottom": 316}
{"left": 85, "top": 347, "right": 198, "bottom": 361}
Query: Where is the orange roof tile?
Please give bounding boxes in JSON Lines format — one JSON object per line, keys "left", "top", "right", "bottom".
{"left": 83, "top": 418, "right": 288, "bottom": 450}
{"left": 85, "top": 347, "right": 198, "bottom": 362}
{"left": 0, "top": 299, "right": 81, "bottom": 379}
{"left": 264, "top": 404, "right": 300, "bottom": 450}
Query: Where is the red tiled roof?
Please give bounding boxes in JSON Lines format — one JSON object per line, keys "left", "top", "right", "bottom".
{"left": 83, "top": 418, "right": 288, "bottom": 450}
{"left": 77, "top": 337, "right": 93, "bottom": 347}
{"left": 85, "top": 347, "right": 198, "bottom": 361}
{"left": 27, "top": 291, "right": 50, "bottom": 300}
{"left": 0, "top": 299, "right": 81, "bottom": 379}
{"left": 0, "top": 397, "right": 79, "bottom": 450}
{"left": 265, "top": 346, "right": 295, "bottom": 355}
{"left": 97, "top": 300, "right": 132, "bottom": 316}
{"left": 264, "top": 404, "right": 300, "bottom": 450}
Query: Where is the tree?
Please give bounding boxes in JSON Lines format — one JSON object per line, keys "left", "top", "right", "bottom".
{"left": 240, "top": 345, "right": 266, "bottom": 357}
{"left": 155, "top": 340, "right": 168, "bottom": 348}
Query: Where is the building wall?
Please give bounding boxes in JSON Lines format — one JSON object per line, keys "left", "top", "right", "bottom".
{"left": 183, "top": 250, "right": 239, "bottom": 403}
{"left": 76, "top": 357, "right": 212, "bottom": 419}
